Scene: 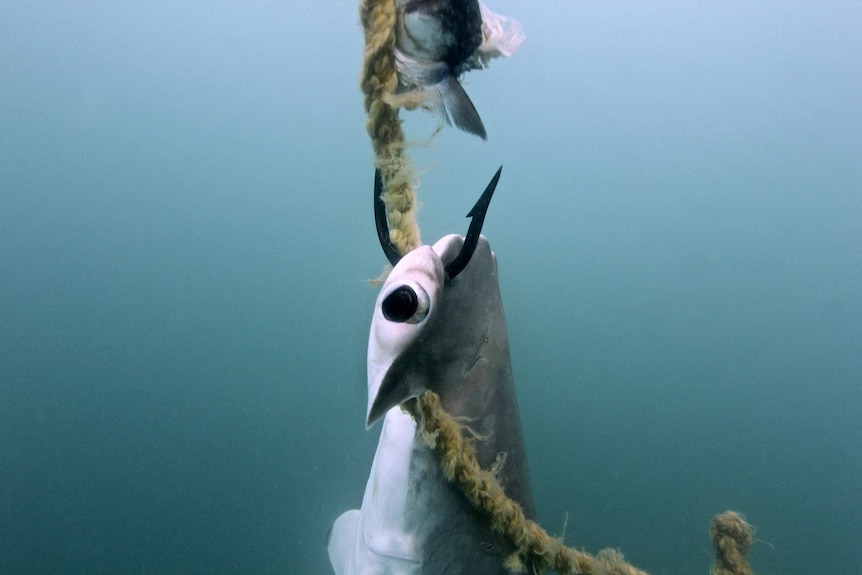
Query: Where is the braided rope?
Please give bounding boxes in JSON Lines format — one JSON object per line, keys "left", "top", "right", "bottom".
{"left": 710, "top": 511, "right": 755, "bottom": 575}
{"left": 409, "top": 392, "right": 652, "bottom": 575}
{"left": 359, "top": 0, "right": 420, "bottom": 254}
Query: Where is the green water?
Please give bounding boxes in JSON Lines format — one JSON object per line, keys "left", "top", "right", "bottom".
{"left": 1, "top": 2, "right": 860, "bottom": 574}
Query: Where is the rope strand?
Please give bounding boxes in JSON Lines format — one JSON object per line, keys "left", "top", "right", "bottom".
{"left": 359, "top": 0, "right": 420, "bottom": 254}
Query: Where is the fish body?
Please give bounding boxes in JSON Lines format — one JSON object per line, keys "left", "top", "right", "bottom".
{"left": 394, "top": 1, "right": 525, "bottom": 139}
{"left": 328, "top": 233, "right": 535, "bottom": 574}
{"left": 397, "top": 0, "right": 483, "bottom": 70}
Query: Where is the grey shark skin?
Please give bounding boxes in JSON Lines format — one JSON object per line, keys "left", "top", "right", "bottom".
{"left": 328, "top": 234, "right": 535, "bottom": 574}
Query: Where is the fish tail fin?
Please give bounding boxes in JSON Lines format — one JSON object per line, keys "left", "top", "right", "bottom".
{"left": 433, "top": 74, "right": 487, "bottom": 140}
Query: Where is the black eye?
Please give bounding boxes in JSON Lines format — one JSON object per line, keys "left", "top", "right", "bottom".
{"left": 380, "top": 283, "right": 430, "bottom": 324}
{"left": 382, "top": 286, "right": 419, "bottom": 322}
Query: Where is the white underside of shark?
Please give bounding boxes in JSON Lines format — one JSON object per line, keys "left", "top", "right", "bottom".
{"left": 329, "top": 408, "right": 438, "bottom": 575}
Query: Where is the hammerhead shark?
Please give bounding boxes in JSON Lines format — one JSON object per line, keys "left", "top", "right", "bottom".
{"left": 328, "top": 167, "right": 535, "bottom": 574}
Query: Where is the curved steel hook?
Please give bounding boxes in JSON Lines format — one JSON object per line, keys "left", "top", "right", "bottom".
{"left": 374, "top": 169, "right": 403, "bottom": 267}
{"left": 444, "top": 165, "right": 502, "bottom": 279}
{"left": 373, "top": 166, "right": 502, "bottom": 278}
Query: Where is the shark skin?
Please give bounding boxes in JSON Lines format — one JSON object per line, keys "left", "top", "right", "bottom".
{"left": 328, "top": 233, "right": 535, "bottom": 575}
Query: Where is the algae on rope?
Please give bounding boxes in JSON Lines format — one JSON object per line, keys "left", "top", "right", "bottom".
{"left": 359, "top": 0, "right": 420, "bottom": 255}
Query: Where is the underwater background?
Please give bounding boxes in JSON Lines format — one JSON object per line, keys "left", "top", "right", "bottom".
{"left": 2, "top": 2, "right": 860, "bottom": 574}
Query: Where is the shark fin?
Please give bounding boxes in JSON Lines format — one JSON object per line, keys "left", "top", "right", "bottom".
{"left": 327, "top": 509, "right": 359, "bottom": 575}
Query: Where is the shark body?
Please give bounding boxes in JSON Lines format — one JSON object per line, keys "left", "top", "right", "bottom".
{"left": 328, "top": 169, "right": 533, "bottom": 574}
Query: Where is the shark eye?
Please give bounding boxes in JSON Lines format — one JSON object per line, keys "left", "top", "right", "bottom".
{"left": 381, "top": 283, "right": 429, "bottom": 324}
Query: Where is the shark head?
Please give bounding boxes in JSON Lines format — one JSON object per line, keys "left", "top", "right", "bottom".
{"left": 366, "top": 167, "right": 503, "bottom": 427}
{"left": 328, "top": 167, "right": 536, "bottom": 574}
{"left": 366, "top": 233, "right": 506, "bottom": 427}
{"left": 366, "top": 242, "right": 444, "bottom": 427}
